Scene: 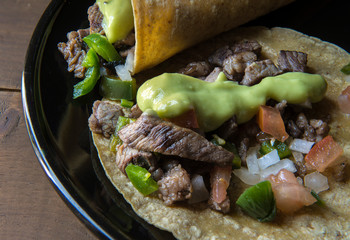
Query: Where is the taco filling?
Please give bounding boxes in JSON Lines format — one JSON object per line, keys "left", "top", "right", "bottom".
{"left": 88, "top": 35, "right": 347, "bottom": 220}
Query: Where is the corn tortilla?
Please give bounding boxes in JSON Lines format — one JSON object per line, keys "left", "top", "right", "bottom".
{"left": 93, "top": 27, "right": 350, "bottom": 239}
{"left": 131, "top": 0, "right": 294, "bottom": 73}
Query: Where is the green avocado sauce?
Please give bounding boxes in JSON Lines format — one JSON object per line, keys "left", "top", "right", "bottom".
{"left": 96, "top": 0, "right": 134, "bottom": 43}
{"left": 137, "top": 72, "right": 327, "bottom": 132}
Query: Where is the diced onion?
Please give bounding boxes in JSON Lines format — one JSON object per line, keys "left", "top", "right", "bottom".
{"left": 258, "top": 149, "right": 280, "bottom": 170}
{"left": 115, "top": 64, "right": 132, "bottom": 81}
{"left": 289, "top": 138, "right": 315, "bottom": 154}
{"left": 233, "top": 168, "right": 261, "bottom": 185}
{"left": 115, "top": 51, "right": 134, "bottom": 81}
{"left": 246, "top": 146, "right": 260, "bottom": 174}
{"left": 188, "top": 174, "right": 210, "bottom": 204}
{"left": 304, "top": 172, "right": 329, "bottom": 193}
{"left": 260, "top": 159, "right": 297, "bottom": 180}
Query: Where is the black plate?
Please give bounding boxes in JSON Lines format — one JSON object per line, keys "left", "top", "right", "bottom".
{"left": 22, "top": 0, "right": 349, "bottom": 239}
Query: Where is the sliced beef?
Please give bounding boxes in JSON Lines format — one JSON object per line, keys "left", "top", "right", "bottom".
{"left": 118, "top": 113, "right": 234, "bottom": 165}
{"left": 278, "top": 50, "right": 307, "bottom": 72}
{"left": 88, "top": 100, "right": 125, "bottom": 138}
{"left": 120, "top": 46, "right": 135, "bottom": 58}
{"left": 57, "top": 30, "right": 89, "bottom": 78}
{"left": 179, "top": 61, "right": 212, "bottom": 77}
{"left": 209, "top": 197, "right": 230, "bottom": 214}
{"left": 88, "top": 3, "right": 104, "bottom": 34}
{"left": 116, "top": 144, "right": 156, "bottom": 174}
{"left": 208, "top": 46, "right": 233, "bottom": 67}
{"left": 274, "top": 100, "right": 287, "bottom": 114}
{"left": 231, "top": 40, "right": 262, "bottom": 56}
{"left": 204, "top": 67, "right": 222, "bottom": 82}
{"left": 241, "top": 59, "right": 282, "bottom": 86}
{"left": 158, "top": 164, "right": 192, "bottom": 205}
{"left": 129, "top": 104, "right": 143, "bottom": 119}
{"left": 216, "top": 115, "right": 238, "bottom": 140}
{"left": 238, "top": 137, "right": 250, "bottom": 163}
{"left": 223, "top": 52, "right": 257, "bottom": 81}
{"left": 287, "top": 120, "right": 302, "bottom": 138}
{"left": 114, "top": 32, "right": 136, "bottom": 48}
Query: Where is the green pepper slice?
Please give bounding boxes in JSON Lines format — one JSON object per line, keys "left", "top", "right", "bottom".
{"left": 109, "top": 116, "right": 136, "bottom": 152}
{"left": 259, "top": 140, "right": 291, "bottom": 159}
{"left": 83, "top": 33, "right": 122, "bottom": 62}
{"left": 236, "top": 181, "right": 276, "bottom": 222}
{"left": 100, "top": 76, "right": 136, "bottom": 101}
{"left": 73, "top": 49, "right": 100, "bottom": 99}
{"left": 125, "top": 164, "right": 159, "bottom": 195}
{"left": 211, "top": 135, "right": 241, "bottom": 169}
{"left": 121, "top": 99, "right": 134, "bottom": 108}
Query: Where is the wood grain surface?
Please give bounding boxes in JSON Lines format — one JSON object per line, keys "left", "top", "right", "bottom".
{"left": 0, "top": 0, "right": 96, "bottom": 239}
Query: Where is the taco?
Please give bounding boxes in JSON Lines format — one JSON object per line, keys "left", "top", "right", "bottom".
{"left": 88, "top": 26, "right": 350, "bottom": 239}
{"left": 57, "top": 0, "right": 293, "bottom": 79}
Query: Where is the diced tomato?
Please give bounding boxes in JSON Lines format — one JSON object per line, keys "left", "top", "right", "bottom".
{"left": 272, "top": 183, "right": 316, "bottom": 214}
{"left": 210, "top": 165, "right": 232, "bottom": 204}
{"left": 268, "top": 169, "right": 316, "bottom": 214}
{"left": 338, "top": 85, "right": 350, "bottom": 114}
{"left": 304, "top": 135, "right": 343, "bottom": 172}
{"left": 165, "top": 108, "right": 199, "bottom": 129}
{"left": 257, "top": 105, "right": 289, "bottom": 142}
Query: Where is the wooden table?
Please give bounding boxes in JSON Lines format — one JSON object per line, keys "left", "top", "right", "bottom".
{"left": 0, "top": 0, "right": 96, "bottom": 239}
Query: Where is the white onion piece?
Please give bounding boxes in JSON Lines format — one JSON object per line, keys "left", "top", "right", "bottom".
{"left": 292, "top": 151, "right": 304, "bottom": 162}
{"left": 246, "top": 146, "right": 260, "bottom": 174}
{"left": 233, "top": 168, "right": 261, "bottom": 185}
{"left": 345, "top": 75, "right": 350, "bottom": 83}
{"left": 188, "top": 174, "right": 210, "bottom": 204}
{"left": 289, "top": 138, "right": 315, "bottom": 154}
{"left": 258, "top": 149, "right": 280, "bottom": 170}
{"left": 304, "top": 172, "right": 329, "bottom": 193}
{"left": 125, "top": 50, "right": 134, "bottom": 73}
{"left": 115, "top": 64, "right": 132, "bottom": 81}
{"left": 338, "top": 93, "right": 350, "bottom": 114}
{"left": 260, "top": 159, "right": 297, "bottom": 179}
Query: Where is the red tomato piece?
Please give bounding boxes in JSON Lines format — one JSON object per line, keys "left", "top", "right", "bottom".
{"left": 304, "top": 135, "right": 343, "bottom": 172}
{"left": 268, "top": 169, "right": 316, "bottom": 214}
{"left": 257, "top": 105, "right": 289, "bottom": 142}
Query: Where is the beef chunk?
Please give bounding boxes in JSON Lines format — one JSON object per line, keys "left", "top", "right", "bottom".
{"left": 209, "top": 197, "right": 230, "bottom": 214}
{"left": 57, "top": 30, "right": 89, "bottom": 78}
{"left": 179, "top": 61, "right": 212, "bottom": 77}
{"left": 287, "top": 120, "right": 302, "bottom": 138}
{"left": 208, "top": 46, "right": 233, "bottom": 67}
{"left": 118, "top": 113, "right": 234, "bottom": 165}
{"left": 88, "top": 3, "right": 104, "bottom": 34}
{"left": 238, "top": 138, "right": 250, "bottom": 163}
{"left": 116, "top": 144, "right": 156, "bottom": 174}
{"left": 241, "top": 59, "right": 282, "bottom": 86}
{"left": 278, "top": 50, "right": 307, "bottom": 72}
{"left": 223, "top": 52, "right": 257, "bottom": 81}
{"left": 310, "top": 119, "right": 330, "bottom": 138}
{"left": 231, "top": 40, "right": 262, "bottom": 56}
{"left": 129, "top": 104, "right": 142, "bottom": 119}
{"left": 114, "top": 32, "right": 136, "bottom": 49}
{"left": 204, "top": 67, "right": 222, "bottom": 82}
{"left": 158, "top": 165, "right": 192, "bottom": 205}
{"left": 216, "top": 115, "right": 238, "bottom": 140}
{"left": 88, "top": 100, "right": 125, "bottom": 138}
{"left": 274, "top": 100, "right": 287, "bottom": 114}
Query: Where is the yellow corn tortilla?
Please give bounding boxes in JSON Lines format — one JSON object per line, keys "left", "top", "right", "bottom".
{"left": 93, "top": 27, "right": 350, "bottom": 239}
{"left": 131, "top": 0, "right": 294, "bottom": 73}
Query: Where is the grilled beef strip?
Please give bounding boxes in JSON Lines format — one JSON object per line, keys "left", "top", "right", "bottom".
{"left": 88, "top": 100, "right": 125, "bottom": 138}
{"left": 223, "top": 51, "right": 257, "bottom": 81}
{"left": 208, "top": 45, "right": 233, "bottom": 67}
{"left": 88, "top": 3, "right": 104, "bottom": 34}
{"left": 277, "top": 50, "right": 307, "bottom": 73}
{"left": 57, "top": 29, "right": 89, "bottom": 78}
{"left": 231, "top": 40, "right": 262, "bottom": 56}
{"left": 116, "top": 144, "right": 157, "bottom": 174}
{"left": 179, "top": 61, "right": 212, "bottom": 78}
{"left": 241, "top": 59, "right": 282, "bottom": 86}
{"left": 118, "top": 113, "right": 234, "bottom": 165}
{"left": 158, "top": 164, "right": 192, "bottom": 205}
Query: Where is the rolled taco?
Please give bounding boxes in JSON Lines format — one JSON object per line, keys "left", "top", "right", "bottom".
{"left": 89, "top": 26, "right": 350, "bottom": 239}
{"left": 58, "top": 0, "right": 293, "bottom": 79}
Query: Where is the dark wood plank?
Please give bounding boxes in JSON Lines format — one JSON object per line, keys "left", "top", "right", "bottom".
{"left": 0, "top": 0, "right": 51, "bottom": 90}
{"left": 0, "top": 88, "right": 96, "bottom": 238}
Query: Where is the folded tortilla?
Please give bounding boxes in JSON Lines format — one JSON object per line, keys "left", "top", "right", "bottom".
{"left": 131, "top": 0, "right": 294, "bottom": 73}
{"left": 93, "top": 27, "right": 350, "bottom": 239}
